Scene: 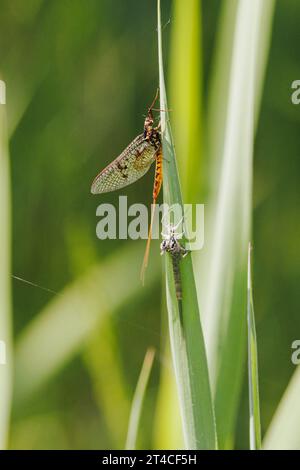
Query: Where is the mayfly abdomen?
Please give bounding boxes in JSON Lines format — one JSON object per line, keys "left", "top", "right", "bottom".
{"left": 171, "top": 254, "right": 183, "bottom": 301}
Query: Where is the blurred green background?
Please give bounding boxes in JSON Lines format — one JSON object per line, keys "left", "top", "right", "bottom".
{"left": 0, "top": 0, "right": 299, "bottom": 449}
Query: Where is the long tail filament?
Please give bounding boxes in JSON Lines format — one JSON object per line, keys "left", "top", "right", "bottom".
{"left": 140, "top": 150, "right": 163, "bottom": 284}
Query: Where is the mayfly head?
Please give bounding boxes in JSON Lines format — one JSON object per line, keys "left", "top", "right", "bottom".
{"left": 160, "top": 234, "right": 179, "bottom": 254}
{"left": 143, "top": 113, "right": 154, "bottom": 139}
{"left": 161, "top": 212, "right": 184, "bottom": 238}
{"left": 144, "top": 89, "right": 159, "bottom": 140}
{"left": 160, "top": 215, "right": 188, "bottom": 259}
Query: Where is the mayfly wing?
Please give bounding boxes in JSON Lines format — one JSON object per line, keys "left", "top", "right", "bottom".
{"left": 91, "top": 134, "right": 157, "bottom": 194}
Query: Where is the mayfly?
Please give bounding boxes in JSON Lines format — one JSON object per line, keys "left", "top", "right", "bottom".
{"left": 160, "top": 216, "right": 189, "bottom": 316}
{"left": 91, "top": 90, "right": 163, "bottom": 281}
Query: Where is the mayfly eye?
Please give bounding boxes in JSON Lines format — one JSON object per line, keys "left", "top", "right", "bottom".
{"left": 170, "top": 240, "right": 176, "bottom": 249}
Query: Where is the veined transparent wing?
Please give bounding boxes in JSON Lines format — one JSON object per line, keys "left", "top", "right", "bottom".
{"left": 91, "top": 134, "right": 158, "bottom": 194}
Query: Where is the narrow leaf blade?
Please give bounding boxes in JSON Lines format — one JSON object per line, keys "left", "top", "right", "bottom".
{"left": 247, "top": 243, "right": 261, "bottom": 450}
{"left": 0, "top": 79, "right": 12, "bottom": 449}
{"left": 157, "top": 0, "right": 217, "bottom": 450}
{"left": 197, "top": 0, "right": 275, "bottom": 448}
{"left": 263, "top": 366, "right": 300, "bottom": 450}
{"left": 125, "top": 348, "right": 155, "bottom": 450}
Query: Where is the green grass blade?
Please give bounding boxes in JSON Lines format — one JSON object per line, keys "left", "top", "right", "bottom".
{"left": 206, "top": 0, "right": 238, "bottom": 186}
{"left": 169, "top": 0, "right": 202, "bottom": 203}
{"left": 207, "top": 0, "right": 275, "bottom": 185}
{"left": 125, "top": 348, "right": 155, "bottom": 450}
{"left": 253, "top": 0, "right": 276, "bottom": 125}
{"left": 0, "top": 79, "right": 12, "bottom": 449}
{"left": 157, "top": 0, "right": 217, "bottom": 450}
{"left": 153, "top": 342, "right": 183, "bottom": 449}
{"left": 14, "top": 243, "right": 160, "bottom": 406}
{"left": 263, "top": 366, "right": 300, "bottom": 450}
{"left": 84, "top": 322, "right": 130, "bottom": 448}
{"left": 247, "top": 244, "right": 261, "bottom": 450}
{"left": 199, "top": 0, "right": 275, "bottom": 448}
